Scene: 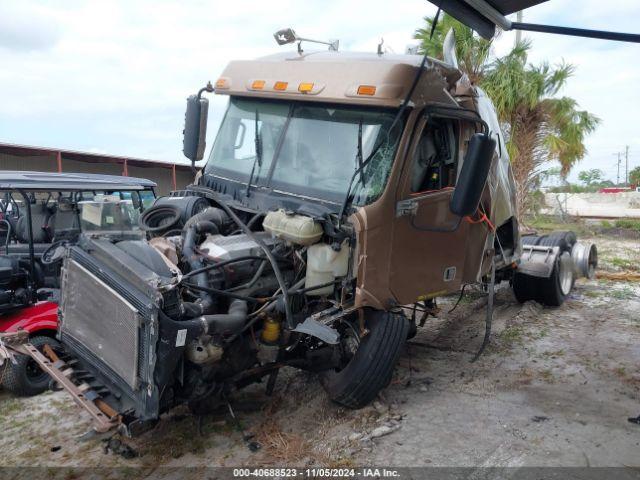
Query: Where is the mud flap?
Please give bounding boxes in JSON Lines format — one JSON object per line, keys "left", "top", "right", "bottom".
{"left": 517, "top": 245, "right": 559, "bottom": 278}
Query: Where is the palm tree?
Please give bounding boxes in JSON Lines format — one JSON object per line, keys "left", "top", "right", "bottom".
{"left": 414, "top": 13, "right": 492, "bottom": 84}
{"left": 414, "top": 14, "right": 599, "bottom": 216}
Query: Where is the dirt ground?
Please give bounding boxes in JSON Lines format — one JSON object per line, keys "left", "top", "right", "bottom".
{"left": 0, "top": 235, "right": 638, "bottom": 471}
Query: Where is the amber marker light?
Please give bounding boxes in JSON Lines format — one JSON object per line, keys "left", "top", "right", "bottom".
{"left": 357, "top": 85, "right": 376, "bottom": 96}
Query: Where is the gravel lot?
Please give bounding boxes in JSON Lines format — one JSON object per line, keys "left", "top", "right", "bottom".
{"left": 0, "top": 235, "right": 638, "bottom": 472}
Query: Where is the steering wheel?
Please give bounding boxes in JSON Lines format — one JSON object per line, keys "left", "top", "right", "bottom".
{"left": 41, "top": 240, "right": 68, "bottom": 265}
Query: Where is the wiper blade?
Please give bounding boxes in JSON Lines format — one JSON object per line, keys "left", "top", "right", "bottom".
{"left": 254, "top": 109, "right": 262, "bottom": 168}
{"left": 245, "top": 109, "right": 262, "bottom": 197}
{"left": 356, "top": 118, "right": 365, "bottom": 185}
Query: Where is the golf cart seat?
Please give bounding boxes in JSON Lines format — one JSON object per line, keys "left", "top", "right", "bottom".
{"left": 49, "top": 198, "right": 80, "bottom": 241}
{"left": 15, "top": 204, "right": 54, "bottom": 244}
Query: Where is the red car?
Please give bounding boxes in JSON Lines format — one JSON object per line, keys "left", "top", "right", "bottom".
{"left": 0, "top": 172, "right": 156, "bottom": 395}
{"left": 0, "top": 301, "right": 58, "bottom": 395}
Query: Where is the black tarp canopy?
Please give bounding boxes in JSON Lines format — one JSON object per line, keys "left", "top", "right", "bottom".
{"left": 427, "top": 0, "right": 640, "bottom": 43}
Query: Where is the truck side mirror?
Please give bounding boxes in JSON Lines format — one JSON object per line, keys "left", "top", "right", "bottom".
{"left": 450, "top": 133, "right": 496, "bottom": 217}
{"left": 182, "top": 95, "right": 210, "bottom": 162}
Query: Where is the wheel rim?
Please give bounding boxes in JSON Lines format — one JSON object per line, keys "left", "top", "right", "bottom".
{"left": 336, "top": 321, "right": 361, "bottom": 371}
{"left": 559, "top": 252, "right": 574, "bottom": 295}
{"left": 25, "top": 357, "right": 47, "bottom": 383}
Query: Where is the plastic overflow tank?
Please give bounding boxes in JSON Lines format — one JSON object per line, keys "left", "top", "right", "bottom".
{"left": 305, "top": 241, "right": 349, "bottom": 296}
{"left": 263, "top": 209, "right": 323, "bottom": 246}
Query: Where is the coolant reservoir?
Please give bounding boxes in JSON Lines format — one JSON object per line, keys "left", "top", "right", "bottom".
{"left": 263, "top": 209, "right": 323, "bottom": 246}
{"left": 305, "top": 241, "right": 350, "bottom": 296}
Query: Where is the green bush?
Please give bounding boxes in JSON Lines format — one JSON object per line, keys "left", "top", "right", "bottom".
{"left": 614, "top": 219, "right": 640, "bottom": 232}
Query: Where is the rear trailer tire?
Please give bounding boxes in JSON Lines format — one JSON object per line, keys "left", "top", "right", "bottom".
{"left": 540, "top": 251, "right": 574, "bottom": 307}
{"left": 1, "top": 336, "right": 60, "bottom": 396}
{"left": 512, "top": 271, "right": 539, "bottom": 303}
{"left": 320, "top": 310, "right": 409, "bottom": 409}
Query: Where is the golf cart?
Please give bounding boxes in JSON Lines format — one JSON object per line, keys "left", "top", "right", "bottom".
{"left": 0, "top": 171, "right": 156, "bottom": 396}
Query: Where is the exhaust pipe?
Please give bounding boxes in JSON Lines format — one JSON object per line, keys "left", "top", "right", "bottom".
{"left": 571, "top": 242, "right": 598, "bottom": 279}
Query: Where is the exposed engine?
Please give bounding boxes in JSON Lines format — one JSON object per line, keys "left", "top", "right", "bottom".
{"left": 58, "top": 194, "right": 353, "bottom": 432}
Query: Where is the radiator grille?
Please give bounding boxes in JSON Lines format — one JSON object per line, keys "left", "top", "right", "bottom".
{"left": 60, "top": 259, "right": 141, "bottom": 389}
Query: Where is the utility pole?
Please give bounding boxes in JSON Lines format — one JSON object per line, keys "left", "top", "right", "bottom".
{"left": 516, "top": 11, "right": 523, "bottom": 45}
{"left": 625, "top": 145, "right": 629, "bottom": 185}
{"left": 614, "top": 152, "right": 621, "bottom": 185}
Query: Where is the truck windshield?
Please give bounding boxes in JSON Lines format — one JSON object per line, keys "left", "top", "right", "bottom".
{"left": 205, "top": 97, "right": 402, "bottom": 204}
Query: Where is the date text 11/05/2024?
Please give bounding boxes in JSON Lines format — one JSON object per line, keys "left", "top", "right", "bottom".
{"left": 232, "top": 468, "right": 400, "bottom": 477}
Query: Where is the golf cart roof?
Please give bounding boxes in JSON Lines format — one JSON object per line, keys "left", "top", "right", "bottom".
{"left": 0, "top": 171, "right": 157, "bottom": 192}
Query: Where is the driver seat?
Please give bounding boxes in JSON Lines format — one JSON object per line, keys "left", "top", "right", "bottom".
{"left": 15, "top": 203, "right": 53, "bottom": 244}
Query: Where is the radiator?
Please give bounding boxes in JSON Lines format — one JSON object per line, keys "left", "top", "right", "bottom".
{"left": 60, "top": 258, "right": 141, "bottom": 389}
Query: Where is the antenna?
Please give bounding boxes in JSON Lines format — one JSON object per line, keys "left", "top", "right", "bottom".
{"left": 273, "top": 28, "right": 339, "bottom": 54}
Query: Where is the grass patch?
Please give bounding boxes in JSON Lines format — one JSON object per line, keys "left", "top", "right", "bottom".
{"left": 540, "top": 349, "right": 565, "bottom": 359}
{"left": 611, "top": 257, "right": 638, "bottom": 271}
{"left": 524, "top": 215, "right": 593, "bottom": 236}
{"left": 614, "top": 219, "right": 640, "bottom": 232}
{"left": 583, "top": 289, "right": 602, "bottom": 298}
{"left": 498, "top": 325, "right": 526, "bottom": 347}
{"left": 0, "top": 398, "right": 23, "bottom": 418}
{"left": 539, "top": 369, "right": 555, "bottom": 382}
{"left": 611, "top": 286, "right": 636, "bottom": 300}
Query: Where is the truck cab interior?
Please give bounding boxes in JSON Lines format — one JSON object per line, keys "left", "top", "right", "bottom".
{"left": 411, "top": 118, "right": 459, "bottom": 194}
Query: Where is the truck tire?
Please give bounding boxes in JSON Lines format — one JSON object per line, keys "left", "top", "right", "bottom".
{"left": 539, "top": 251, "right": 574, "bottom": 306}
{"left": 1, "top": 336, "right": 60, "bottom": 396}
{"left": 512, "top": 271, "right": 539, "bottom": 303}
{"left": 320, "top": 310, "right": 409, "bottom": 409}
{"left": 538, "top": 231, "right": 577, "bottom": 252}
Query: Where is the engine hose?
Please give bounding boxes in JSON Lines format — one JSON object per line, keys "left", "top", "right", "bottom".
{"left": 139, "top": 205, "right": 181, "bottom": 233}
{"left": 181, "top": 220, "right": 220, "bottom": 314}
{"left": 213, "top": 201, "right": 294, "bottom": 330}
{"left": 181, "top": 255, "right": 268, "bottom": 280}
{"left": 183, "top": 207, "right": 229, "bottom": 231}
{"left": 198, "top": 299, "right": 248, "bottom": 335}
{"left": 183, "top": 282, "right": 265, "bottom": 304}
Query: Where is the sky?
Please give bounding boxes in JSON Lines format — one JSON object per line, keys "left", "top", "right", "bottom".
{"left": 0, "top": 0, "right": 638, "bottom": 183}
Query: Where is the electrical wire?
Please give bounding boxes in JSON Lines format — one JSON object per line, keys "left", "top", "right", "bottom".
{"left": 182, "top": 282, "right": 266, "bottom": 304}
{"left": 210, "top": 199, "right": 294, "bottom": 329}
{"left": 181, "top": 255, "right": 268, "bottom": 280}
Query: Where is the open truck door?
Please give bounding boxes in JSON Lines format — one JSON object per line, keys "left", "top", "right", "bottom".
{"left": 389, "top": 113, "right": 494, "bottom": 305}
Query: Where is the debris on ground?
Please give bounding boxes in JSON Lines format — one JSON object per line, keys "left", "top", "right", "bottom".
{"left": 597, "top": 271, "right": 640, "bottom": 282}
{"left": 102, "top": 437, "right": 138, "bottom": 459}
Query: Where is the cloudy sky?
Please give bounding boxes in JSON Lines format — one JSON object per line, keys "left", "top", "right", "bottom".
{"left": 0, "top": 0, "right": 638, "bottom": 182}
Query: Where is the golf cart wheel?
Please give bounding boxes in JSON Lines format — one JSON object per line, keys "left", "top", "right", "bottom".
{"left": 1, "top": 336, "right": 60, "bottom": 396}
{"left": 320, "top": 309, "right": 409, "bottom": 409}
{"left": 539, "top": 251, "right": 574, "bottom": 306}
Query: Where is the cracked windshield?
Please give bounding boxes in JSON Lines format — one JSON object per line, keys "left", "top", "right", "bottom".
{"left": 205, "top": 97, "right": 401, "bottom": 204}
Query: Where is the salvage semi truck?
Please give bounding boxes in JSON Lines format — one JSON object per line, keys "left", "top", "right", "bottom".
{"left": 0, "top": 31, "right": 597, "bottom": 435}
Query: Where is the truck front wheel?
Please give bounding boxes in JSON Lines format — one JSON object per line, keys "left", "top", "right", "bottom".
{"left": 320, "top": 309, "right": 409, "bottom": 409}
{"left": 1, "top": 336, "right": 60, "bottom": 396}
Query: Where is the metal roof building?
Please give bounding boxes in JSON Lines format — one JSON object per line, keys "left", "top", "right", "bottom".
{"left": 0, "top": 142, "right": 195, "bottom": 195}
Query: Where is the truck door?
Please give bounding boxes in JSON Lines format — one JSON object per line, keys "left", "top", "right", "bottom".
{"left": 388, "top": 115, "right": 474, "bottom": 305}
